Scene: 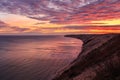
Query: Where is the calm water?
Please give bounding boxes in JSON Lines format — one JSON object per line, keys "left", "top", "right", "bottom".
{"left": 0, "top": 36, "right": 82, "bottom": 80}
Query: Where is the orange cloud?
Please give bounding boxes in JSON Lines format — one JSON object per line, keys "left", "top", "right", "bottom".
{"left": 0, "top": 0, "right": 120, "bottom": 34}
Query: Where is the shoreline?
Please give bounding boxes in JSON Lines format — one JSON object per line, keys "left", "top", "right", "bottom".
{"left": 52, "top": 34, "right": 120, "bottom": 80}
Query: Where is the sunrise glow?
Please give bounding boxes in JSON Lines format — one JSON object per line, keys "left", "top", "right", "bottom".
{"left": 0, "top": 0, "right": 120, "bottom": 35}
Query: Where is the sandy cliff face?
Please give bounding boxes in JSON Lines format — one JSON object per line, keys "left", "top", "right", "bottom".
{"left": 52, "top": 34, "right": 120, "bottom": 80}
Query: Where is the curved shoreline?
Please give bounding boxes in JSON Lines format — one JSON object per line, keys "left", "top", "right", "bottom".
{"left": 52, "top": 34, "right": 120, "bottom": 80}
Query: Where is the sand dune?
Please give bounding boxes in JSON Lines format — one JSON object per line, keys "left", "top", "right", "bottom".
{"left": 53, "top": 34, "right": 120, "bottom": 80}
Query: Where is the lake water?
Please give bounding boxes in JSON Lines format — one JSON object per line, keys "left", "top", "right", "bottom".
{"left": 0, "top": 35, "right": 82, "bottom": 80}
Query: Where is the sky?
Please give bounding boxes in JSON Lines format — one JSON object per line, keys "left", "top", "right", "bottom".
{"left": 0, "top": 0, "right": 120, "bottom": 35}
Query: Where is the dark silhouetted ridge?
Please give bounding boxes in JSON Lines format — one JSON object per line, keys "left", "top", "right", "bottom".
{"left": 52, "top": 34, "right": 120, "bottom": 80}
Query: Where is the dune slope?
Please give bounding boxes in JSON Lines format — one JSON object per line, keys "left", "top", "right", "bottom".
{"left": 52, "top": 34, "right": 120, "bottom": 80}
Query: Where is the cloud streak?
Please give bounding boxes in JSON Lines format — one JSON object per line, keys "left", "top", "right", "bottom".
{"left": 0, "top": 0, "right": 120, "bottom": 34}
{"left": 0, "top": 20, "right": 30, "bottom": 33}
{"left": 0, "top": 0, "right": 119, "bottom": 24}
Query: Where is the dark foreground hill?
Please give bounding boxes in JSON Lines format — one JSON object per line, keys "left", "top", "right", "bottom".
{"left": 52, "top": 34, "right": 120, "bottom": 80}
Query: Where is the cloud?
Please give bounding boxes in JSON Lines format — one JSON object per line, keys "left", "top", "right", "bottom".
{"left": 0, "top": 20, "right": 30, "bottom": 33}
{"left": 0, "top": 0, "right": 120, "bottom": 34}
{"left": 1, "top": 0, "right": 119, "bottom": 24}
{"left": 0, "top": 21, "right": 9, "bottom": 28}
{"left": 10, "top": 27, "right": 30, "bottom": 32}
{"left": 31, "top": 25, "right": 120, "bottom": 34}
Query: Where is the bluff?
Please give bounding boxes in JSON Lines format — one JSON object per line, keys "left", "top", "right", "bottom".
{"left": 52, "top": 34, "right": 120, "bottom": 80}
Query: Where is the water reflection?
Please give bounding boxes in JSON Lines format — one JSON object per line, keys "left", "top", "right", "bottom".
{"left": 0, "top": 36, "right": 82, "bottom": 80}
